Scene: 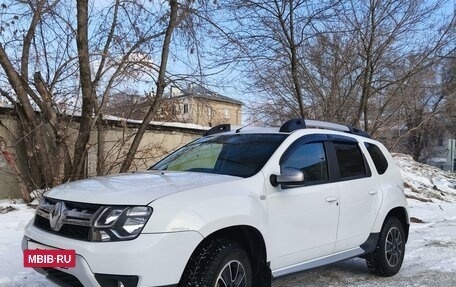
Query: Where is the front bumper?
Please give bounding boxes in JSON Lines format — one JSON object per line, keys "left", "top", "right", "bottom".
{"left": 23, "top": 221, "right": 203, "bottom": 287}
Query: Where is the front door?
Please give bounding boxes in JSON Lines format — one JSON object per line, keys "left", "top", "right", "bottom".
{"left": 267, "top": 139, "right": 339, "bottom": 270}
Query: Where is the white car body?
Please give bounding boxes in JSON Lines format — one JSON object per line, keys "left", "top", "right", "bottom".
{"left": 23, "top": 121, "right": 409, "bottom": 287}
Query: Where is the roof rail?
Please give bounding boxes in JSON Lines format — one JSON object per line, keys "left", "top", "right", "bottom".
{"left": 279, "top": 118, "right": 370, "bottom": 138}
{"left": 203, "top": 124, "right": 231, "bottom": 136}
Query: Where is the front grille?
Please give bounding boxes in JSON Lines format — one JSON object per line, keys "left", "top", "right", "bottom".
{"left": 33, "top": 197, "right": 103, "bottom": 241}
{"left": 59, "top": 224, "right": 91, "bottom": 240}
{"left": 34, "top": 213, "right": 51, "bottom": 229}
{"left": 44, "top": 268, "right": 84, "bottom": 287}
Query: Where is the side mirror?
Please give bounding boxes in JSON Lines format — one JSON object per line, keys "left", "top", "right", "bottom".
{"left": 270, "top": 168, "right": 304, "bottom": 187}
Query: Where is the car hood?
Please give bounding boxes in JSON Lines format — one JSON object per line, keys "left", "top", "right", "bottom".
{"left": 45, "top": 170, "right": 241, "bottom": 205}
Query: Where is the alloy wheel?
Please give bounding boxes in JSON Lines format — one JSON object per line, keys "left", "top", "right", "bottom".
{"left": 215, "top": 260, "right": 247, "bottom": 287}
{"left": 385, "top": 226, "right": 403, "bottom": 267}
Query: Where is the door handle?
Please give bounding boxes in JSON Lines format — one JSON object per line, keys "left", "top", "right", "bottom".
{"left": 325, "top": 196, "right": 338, "bottom": 203}
{"left": 369, "top": 190, "right": 378, "bottom": 195}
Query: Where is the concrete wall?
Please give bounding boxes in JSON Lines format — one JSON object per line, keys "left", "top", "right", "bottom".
{"left": 0, "top": 113, "right": 23, "bottom": 199}
{"left": 86, "top": 123, "right": 200, "bottom": 175}
{"left": 0, "top": 110, "right": 203, "bottom": 199}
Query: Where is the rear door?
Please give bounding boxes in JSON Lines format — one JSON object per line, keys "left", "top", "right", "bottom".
{"left": 328, "top": 137, "right": 382, "bottom": 252}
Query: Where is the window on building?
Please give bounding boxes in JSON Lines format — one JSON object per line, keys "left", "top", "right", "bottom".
{"left": 208, "top": 108, "right": 212, "bottom": 118}
{"left": 224, "top": 109, "right": 230, "bottom": 119}
{"left": 438, "top": 138, "right": 444, "bottom": 146}
{"left": 183, "top": 104, "right": 189, "bottom": 114}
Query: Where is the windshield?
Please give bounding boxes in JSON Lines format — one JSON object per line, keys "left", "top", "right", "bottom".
{"left": 151, "top": 134, "right": 287, "bottom": 178}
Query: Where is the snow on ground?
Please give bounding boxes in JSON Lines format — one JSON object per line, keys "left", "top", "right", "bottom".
{"left": 394, "top": 153, "right": 456, "bottom": 203}
{"left": 0, "top": 153, "right": 456, "bottom": 286}
{"left": 0, "top": 201, "right": 56, "bottom": 287}
{"left": 273, "top": 199, "right": 456, "bottom": 287}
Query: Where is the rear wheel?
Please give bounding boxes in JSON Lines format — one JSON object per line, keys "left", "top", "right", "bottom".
{"left": 366, "top": 217, "right": 405, "bottom": 276}
{"left": 179, "top": 239, "right": 252, "bottom": 287}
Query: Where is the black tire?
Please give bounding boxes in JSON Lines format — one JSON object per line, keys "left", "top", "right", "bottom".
{"left": 179, "top": 239, "right": 252, "bottom": 287}
{"left": 366, "top": 217, "right": 405, "bottom": 277}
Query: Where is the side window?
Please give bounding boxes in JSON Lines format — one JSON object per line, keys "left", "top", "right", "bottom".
{"left": 334, "top": 142, "right": 367, "bottom": 179}
{"left": 281, "top": 142, "right": 328, "bottom": 184}
{"left": 364, "top": 142, "right": 388, "bottom": 174}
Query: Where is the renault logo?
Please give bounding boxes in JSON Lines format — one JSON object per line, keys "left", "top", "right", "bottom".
{"left": 49, "top": 201, "right": 67, "bottom": 232}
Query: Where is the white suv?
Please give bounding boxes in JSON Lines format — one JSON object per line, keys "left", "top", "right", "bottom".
{"left": 23, "top": 119, "right": 409, "bottom": 287}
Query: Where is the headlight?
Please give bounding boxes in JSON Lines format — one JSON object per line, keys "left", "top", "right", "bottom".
{"left": 91, "top": 206, "right": 152, "bottom": 241}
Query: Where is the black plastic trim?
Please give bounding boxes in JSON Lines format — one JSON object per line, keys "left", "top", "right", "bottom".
{"left": 360, "top": 232, "right": 380, "bottom": 254}
{"left": 95, "top": 274, "right": 139, "bottom": 287}
{"left": 279, "top": 118, "right": 307, "bottom": 132}
{"left": 203, "top": 124, "right": 230, "bottom": 136}
{"left": 347, "top": 126, "right": 371, "bottom": 138}
{"left": 324, "top": 141, "right": 338, "bottom": 183}
{"left": 43, "top": 268, "right": 84, "bottom": 287}
{"left": 327, "top": 134, "right": 358, "bottom": 143}
{"left": 279, "top": 134, "right": 329, "bottom": 166}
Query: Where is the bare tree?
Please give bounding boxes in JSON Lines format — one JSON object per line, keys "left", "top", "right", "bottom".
{"left": 335, "top": 0, "right": 453, "bottom": 132}
{"left": 73, "top": 0, "right": 94, "bottom": 180}
{"left": 216, "top": 0, "right": 338, "bottom": 119}
{"left": 0, "top": 0, "right": 186, "bottom": 199}
{"left": 0, "top": 0, "right": 65, "bottom": 190}
{"left": 120, "top": 0, "right": 179, "bottom": 172}
{"left": 387, "top": 60, "right": 447, "bottom": 160}
{"left": 230, "top": 0, "right": 454, "bottom": 142}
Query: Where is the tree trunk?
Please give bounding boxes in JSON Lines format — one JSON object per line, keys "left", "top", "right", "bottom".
{"left": 96, "top": 116, "right": 105, "bottom": 176}
{"left": 72, "top": 0, "right": 95, "bottom": 180}
{"left": 120, "top": 0, "right": 179, "bottom": 172}
{"left": 288, "top": 0, "right": 306, "bottom": 118}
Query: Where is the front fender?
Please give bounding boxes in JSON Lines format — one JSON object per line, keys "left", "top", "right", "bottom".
{"left": 142, "top": 173, "right": 268, "bottom": 238}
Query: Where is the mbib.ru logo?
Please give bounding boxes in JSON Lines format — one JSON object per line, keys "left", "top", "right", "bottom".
{"left": 24, "top": 249, "right": 76, "bottom": 268}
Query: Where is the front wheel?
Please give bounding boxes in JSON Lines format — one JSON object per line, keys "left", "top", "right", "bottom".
{"left": 179, "top": 239, "right": 252, "bottom": 287}
{"left": 215, "top": 259, "right": 248, "bottom": 287}
{"left": 366, "top": 217, "right": 406, "bottom": 277}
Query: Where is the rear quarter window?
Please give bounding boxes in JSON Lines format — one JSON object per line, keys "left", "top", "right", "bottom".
{"left": 364, "top": 142, "right": 388, "bottom": 175}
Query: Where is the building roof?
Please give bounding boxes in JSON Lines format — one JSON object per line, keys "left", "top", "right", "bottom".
{"left": 172, "top": 84, "right": 242, "bottom": 106}
{"left": 0, "top": 106, "right": 208, "bottom": 134}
